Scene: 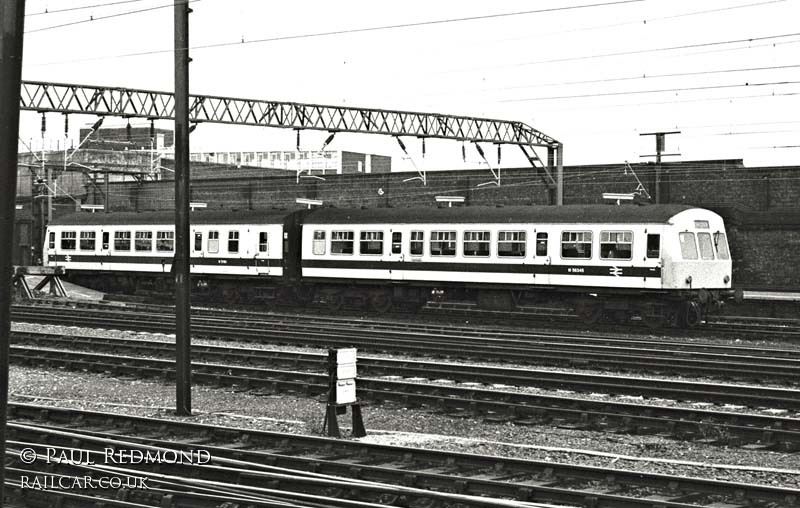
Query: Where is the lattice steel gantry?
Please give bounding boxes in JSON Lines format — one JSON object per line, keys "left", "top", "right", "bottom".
{"left": 20, "top": 80, "right": 564, "bottom": 204}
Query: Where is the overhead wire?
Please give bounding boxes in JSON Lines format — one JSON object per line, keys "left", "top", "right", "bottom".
{"left": 25, "top": 0, "right": 196, "bottom": 34}
{"left": 26, "top": 0, "right": 151, "bottom": 16}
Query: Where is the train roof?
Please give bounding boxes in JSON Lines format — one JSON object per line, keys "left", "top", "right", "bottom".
{"left": 49, "top": 209, "right": 298, "bottom": 226}
{"left": 303, "top": 204, "right": 700, "bottom": 225}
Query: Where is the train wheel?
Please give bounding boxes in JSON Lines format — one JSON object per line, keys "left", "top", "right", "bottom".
{"left": 370, "top": 292, "right": 393, "bottom": 313}
{"left": 326, "top": 293, "right": 344, "bottom": 311}
{"left": 576, "top": 301, "right": 603, "bottom": 325}
{"left": 680, "top": 301, "right": 703, "bottom": 328}
{"left": 223, "top": 287, "right": 241, "bottom": 305}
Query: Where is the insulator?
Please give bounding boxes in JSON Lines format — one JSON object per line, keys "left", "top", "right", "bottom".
{"left": 396, "top": 137, "right": 407, "bottom": 153}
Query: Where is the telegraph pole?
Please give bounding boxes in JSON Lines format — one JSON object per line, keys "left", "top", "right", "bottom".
{"left": 640, "top": 131, "right": 680, "bottom": 204}
{"left": 0, "top": 2, "right": 27, "bottom": 504}
{"left": 174, "top": 0, "right": 192, "bottom": 416}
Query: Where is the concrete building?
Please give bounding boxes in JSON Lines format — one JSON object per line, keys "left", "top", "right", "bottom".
{"left": 188, "top": 150, "right": 391, "bottom": 175}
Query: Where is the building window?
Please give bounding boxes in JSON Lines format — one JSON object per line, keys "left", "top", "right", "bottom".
{"left": 48, "top": 232, "right": 55, "bottom": 250}
{"left": 410, "top": 231, "right": 424, "bottom": 256}
{"left": 331, "top": 231, "right": 354, "bottom": 255}
{"left": 561, "top": 231, "right": 592, "bottom": 259}
{"left": 156, "top": 231, "right": 174, "bottom": 252}
{"left": 714, "top": 232, "right": 730, "bottom": 260}
{"left": 463, "top": 231, "right": 490, "bottom": 257}
{"left": 679, "top": 232, "right": 698, "bottom": 260}
{"left": 259, "top": 232, "right": 269, "bottom": 253}
{"left": 135, "top": 231, "right": 153, "bottom": 252}
{"left": 228, "top": 231, "right": 239, "bottom": 253}
{"left": 61, "top": 231, "right": 76, "bottom": 250}
{"left": 697, "top": 232, "right": 715, "bottom": 260}
{"left": 208, "top": 231, "right": 219, "bottom": 253}
{"left": 392, "top": 232, "right": 402, "bottom": 254}
{"left": 360, "top": 231, "right": 384, "bottom": 255}
{"left": 646, "top": 234, "right": 660, "bottom": 258}
{"left": 600, "top": 231, "right": 632, "bottom": 260}
{"left": 312, "top": 231, "right": 326, "bottom": 255}
{"left": 498, "top": 231, "right": 526, "bottom": 257}
{"left": 430, "top": 231, "right": 456, "bottom": 256}
{"left": 79, "top": 231, "right": 96, "bottom": 251}
{"left": 114, "top": 231, "right": 131, "bottom": 251}
{"left": 536, "top": 232, "right": 548, "bottom": 256}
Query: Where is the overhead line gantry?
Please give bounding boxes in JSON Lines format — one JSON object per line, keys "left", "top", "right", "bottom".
{"left": 20, "top": 80, "right": 564, "bottom": 204}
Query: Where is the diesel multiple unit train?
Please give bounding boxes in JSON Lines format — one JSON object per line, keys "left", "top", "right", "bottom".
{"left": 44, "top": 204, "right": 733, "bottom": 327}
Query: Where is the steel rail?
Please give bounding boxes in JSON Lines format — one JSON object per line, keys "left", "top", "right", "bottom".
{"left": 12, "top": 331, "right": 800, "bottom": 411}
{"left": 11, "top": 306, "right": 800, "bottom": 383}
{"left": 8, "top": 404, "right": 800, "bottom": 508}
{"left": 9, "top": 346, "right": 800, "bottom": 449}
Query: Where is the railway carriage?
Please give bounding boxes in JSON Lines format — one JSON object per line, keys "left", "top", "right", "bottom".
{"left": 300, "top": 204, "right": 732, "bottom": 326}
{"left": 44, "top": 203, "right": 733, "bottom": 326}
{"left": 44, "top": 209, "right": 301, "bottom": 300}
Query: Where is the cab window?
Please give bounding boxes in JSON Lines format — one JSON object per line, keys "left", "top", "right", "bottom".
{"left": 697, "top": 232, "right": 715, "bottom": 260}
{"left": 714, "top": 232, "right": 730, "bottom": 260}
{"left": 679, "top": 232, "right": 698, "bottom": 260}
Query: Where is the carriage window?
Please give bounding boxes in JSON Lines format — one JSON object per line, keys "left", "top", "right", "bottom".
{"left": 228, "top": 231, "right": 239, "bottom": 253}
{"left": 714, "top": 232, "right": 730, "bottom": 260}
{"left": 430, "top": 231, "right": 456, "bottom": 256}
{"left": 561, "top": 231, "right": 592, "bottom": 259}
{"left": 312, "top": 231, "right": 326, "bottom": 255}
{"left": 259, "top": 232, "right": 269, "bottom": 253}
{"left": 463, "top": 231, "right": 490, "bottom": 257}
{"left": 360, "top": 231, "right": 384, "bottom": 255}
{"left": 410, "top": 231, "right": 424, "bottom": 256}
{"left": 48, "top": 232, "right": 55, "bottom": 250}
{"left": 102, "top": 232, "right": 109, "bottom": 250}
{"left": 392, "top": 232, "right": 402, "bottom": 254}
{"left": 135, "top": 231, "right": 153, "bottom": 252}
{"left": 156, "top": 231, "right": 174, "bottom": 252}
{"left": 331, "top": 231, "right": 354, "bottom": 255}
{"left": 646, "top": 234, "right": 660, "bottom": 258}
{"left": 61, "top": 231, "right": 76, "bottom": 250}
{"left": 536, "top": 232, "right": 548, "bottom": 256}
{"left": 679, "top": 232, "right": 698, "bottom": 260}
{"left": 498, "top": 231, "right": 526, "bottom": 257}
{"left": 114, "top": 231, "right": 131, "bottom": 251}
{"left": 697, "top": 232, "right": 715, "bottom": 260}
{"left": 194, "top": 232, "right": 202, "bottom": 251}
{"left": 600, "top": 231, "right": 632, "bottom": 260}
{"left": 79, "top": 231, "right": 96, "bottom": 251}
{"left": 208, "top": 231, "right": 219, "bottom": 253}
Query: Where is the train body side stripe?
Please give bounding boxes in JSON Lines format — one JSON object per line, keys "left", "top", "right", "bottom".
{"left": 49, "top": 254, "right": 280, "bottom": 268}
{"left": 302, "top": 259, "right": 661, "bottom": 278}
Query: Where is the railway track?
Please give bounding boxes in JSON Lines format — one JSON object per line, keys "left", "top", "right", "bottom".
{"left": 9, "top": 343, "right": 800, "bottom": 449}
{"left": 11, "top": 303, "right": 800, "bottom": 384}
{"left": 12, "top": 330, "right": 800, "bottom": 411}
{"left": 19, "top": 296, "right": 800, "bottom": 339}
{"left": 7, "top": 403, "right": 800, "bottom": 508}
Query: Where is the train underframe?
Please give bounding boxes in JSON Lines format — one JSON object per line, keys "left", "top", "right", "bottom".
{"left": 65, "top": 271, "right": 725, "bottom": 328}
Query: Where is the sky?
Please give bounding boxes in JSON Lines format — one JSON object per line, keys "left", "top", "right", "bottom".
{"left": 17, "top": 0, "right": 800, "bottom": 171}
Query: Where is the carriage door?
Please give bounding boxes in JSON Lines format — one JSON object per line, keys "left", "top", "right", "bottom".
{"left": 255, "top": 230, "right": 271, "bottom": 275}
{"left": 100, "top": 231, "right": 110, "bottom": 265}
{"left": 534, "top": 231, "right": 550, "bottom": 285}
{"left": 388, "top": 230, "right": 404, "bottom": 281}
